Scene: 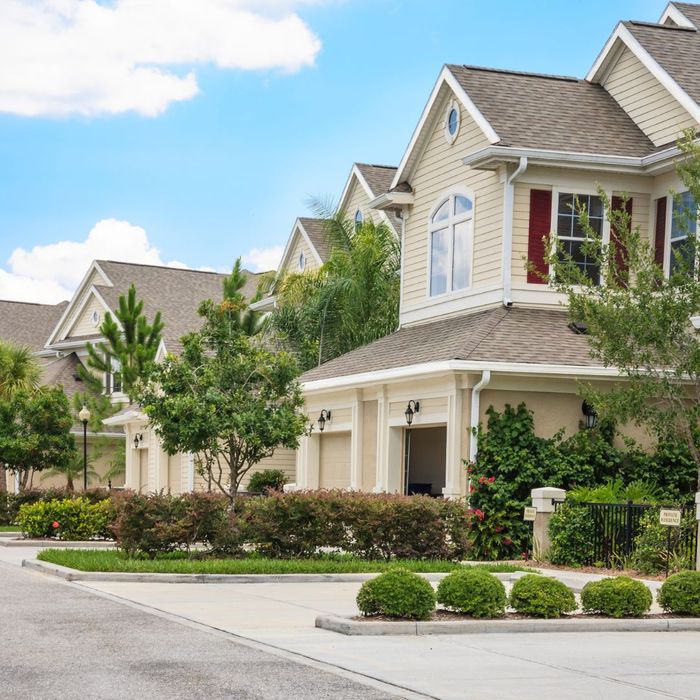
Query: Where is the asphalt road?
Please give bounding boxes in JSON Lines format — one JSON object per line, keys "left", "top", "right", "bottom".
{"left": 0, "top": 564, "right": 395, "bottom": 700}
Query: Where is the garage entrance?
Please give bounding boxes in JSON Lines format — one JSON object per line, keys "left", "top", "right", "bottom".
{"left": 319, "top": 432, "right": 351, "bottom": 489}
{"left": 403, "top": 426, "right": 446, "bottom": 496}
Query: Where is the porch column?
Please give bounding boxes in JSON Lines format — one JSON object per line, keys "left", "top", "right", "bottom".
{"left": 296, "top": 433, "right": 320, "bottom": 490}
{"left": 349, "top": 391, "right": 363, "bottom": 490}
{"left": 123, "top": 425, "right": 137, "bottom": 490}
{"left": 374, "top": 386, "right": 388, "bottom": 492}
{"left": 443, "top": 377, "right": 464, "bottom": 499}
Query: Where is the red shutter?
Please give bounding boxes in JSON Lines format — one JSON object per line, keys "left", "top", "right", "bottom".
{"left": 526, "top": 189, "right": 552, "bottom": 284}
{"left": 610, "top": 196, "right": 633, "bottom": 286}
{"left": 654, "top": 197, "right": 667, "bottom": 267}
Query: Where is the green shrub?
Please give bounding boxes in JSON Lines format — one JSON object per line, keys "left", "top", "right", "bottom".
{"left": 436, "top": 568, "right": 506, "bottom": 617}
{"left": 247, "top": 469, "right": 287, "bottom": 494}
{"left": 16, "top": 498, "right": 110, "bottom": 540}
{"left": 0, "top": 488, "right": 114, "bottom": 525}
{"left": 548, "top": 502, "right": 595, "bottom": 566}
{"left": 509, "top": 574, "right": 576, "bottom": 618}
{"left": 356, "top": 569, "right": 436, "bottom": 620}
{"left": 657, "top": 571, "right": 700, "bottom": 615}
{"left": 110, "top": 492, "right": 235, "bottom": 558}
{"left": 580, "top": 576, "right": 652, "bottom": 617}
{"left": 629, "top": 509, "right": 696, "bottom": 575}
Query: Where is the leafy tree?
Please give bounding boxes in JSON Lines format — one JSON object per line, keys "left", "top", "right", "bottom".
{"left": 0, "top": 387, "right": 76, "bottom": 490}
{"left": 0, "top": 342, "right": 41, "bottom": 492}
{"left": 139, "top": 288, "right": 307, "bottom": 505}
{"left": 546, "top": 130, "right": 700, "bottom": 488}
{"left": 86, "top": 284, "right": 164, "bottom": 400}
{"left": 268, "top": 213, "right": 400, "bottom": 371}
{"left": 222, "top": 258, "right": 267, "bottom": 337}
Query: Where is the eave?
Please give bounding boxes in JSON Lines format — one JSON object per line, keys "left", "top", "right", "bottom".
{"left": 368, "top": 191, "right": 415, "bottom": 211}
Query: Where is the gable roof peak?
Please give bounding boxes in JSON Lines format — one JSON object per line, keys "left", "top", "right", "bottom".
{"left": 447, "top": 63, "right": 578, "bottom": 84}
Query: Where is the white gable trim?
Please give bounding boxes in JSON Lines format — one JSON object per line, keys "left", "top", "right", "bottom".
{"left": 337, "top": 164, "right": 399, "bottom": 236}
{"left": 587, "top": 23, "right": 700, "bottom": 123}
{"left": 45, "top": 261, "right": 114, "bottom": 347}
{"left": 391, "top": 66, "right": 500, "bottom": 189}
{"left": 660, "top": 3, "right": 696, "bottom": 28}
{"left": 276, "top": 219, "right": 325, "bottom": 274}
{"left": 60, "top": 285, "right": 118, "bottom": 344}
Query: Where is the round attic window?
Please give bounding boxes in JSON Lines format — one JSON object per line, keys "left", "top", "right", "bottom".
{"left": 91, "top": 310, "right": 100, "bottom": 327}
{"left": 444, "top": 101, "right": 460, "bottom": 144}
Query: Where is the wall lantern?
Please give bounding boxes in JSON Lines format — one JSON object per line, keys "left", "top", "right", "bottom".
{"left": 317, "top": 409, "right": 331, "bottom": 432}
{"left": 133, "top": 433, "right": 144, "bottom": 449}
{"left": 581, "top": 401, "right": 598, "bottom": 429}
{"left": 404, "top": 400, "right": 420, "bottom": 426}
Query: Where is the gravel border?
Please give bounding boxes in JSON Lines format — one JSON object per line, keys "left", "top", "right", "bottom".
{"left": 315, "top": 614, "right": 700, "bottom": 636}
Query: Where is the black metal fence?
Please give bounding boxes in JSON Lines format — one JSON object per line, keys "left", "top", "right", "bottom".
{"left": 555, "top": 500, "right": 697, "bottom": 568}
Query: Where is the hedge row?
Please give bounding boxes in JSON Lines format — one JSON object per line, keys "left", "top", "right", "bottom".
{"left": 0, "top": 488, "right": 112, "bottom": 525}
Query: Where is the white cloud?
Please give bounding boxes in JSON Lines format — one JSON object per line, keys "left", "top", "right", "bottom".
{"left": 242, "top": 246, "right": 284, "bottom": 272}
{"left": 0, "top": 0, "right": 322, "bottom": 117}
{"left": 0, "top": 219, "right": 187, "bottom": 304}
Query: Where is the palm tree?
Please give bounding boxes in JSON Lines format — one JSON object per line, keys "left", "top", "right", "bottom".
{"left": 0, "top": 342, "right": 41, "bottom": 493}
{"left": 40, "top": 455, "right": 99, "bottom": 492}
{"left": 269, "top": 211, "right": 401, "bottom": 370}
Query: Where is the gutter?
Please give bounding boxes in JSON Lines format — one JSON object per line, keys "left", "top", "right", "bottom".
{"left": 501, "top": 157, "right": 528, "bottom": 307}
{"left": 469, "top": 370, "right": 491, "bottom": 463}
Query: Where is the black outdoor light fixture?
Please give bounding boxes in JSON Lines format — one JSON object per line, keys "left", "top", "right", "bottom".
{"left": 404, "top": 400, "right": 420, "bottom": 426}
{"left": 317, "top": 409, "right": 331, "bottom": 432}
{"left": 133, "top": 433, "right": 144, "bottom": 450}
{"left": 581, "top": 401, "right": 598, "bottom": 429}
{"left": 78, "top": 405, "right": 91, "bottom": 490}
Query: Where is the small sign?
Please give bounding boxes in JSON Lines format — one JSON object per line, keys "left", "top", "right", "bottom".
{"left": 659, "top": 509, "right": 682, "bottom": 527}
{"left": 523, "top": 507, "right": 537, "bottom": 522}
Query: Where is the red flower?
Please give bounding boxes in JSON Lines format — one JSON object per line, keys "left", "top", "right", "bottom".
{"left": 503, "top": 537, "right": 513, "bottom": 545}
{"left": 472, "top": 508, "right": 485, "bottom": 521}
{"left": 478, "top": 476, "right": 486, "bottom": 484}
{"left": 495, "top": 525, "right": 504, "bottom": 533}
{"left": 488, "top": 476, "right": 495, "bottom": 483}
{"left": 51, "top": 521, "right": 59, "bottom": 529}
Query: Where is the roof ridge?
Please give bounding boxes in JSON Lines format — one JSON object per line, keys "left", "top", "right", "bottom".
{"left": 97, "top": 259, "right": 248, "bottom": 277}
{"left": 457, "top": 306, "right": 511, "bottom": 360}
{"left": 449, "top": 63, "right": 579, "bottom": 83}
{"left": 626, "top": 19, "right": 697, "bottom": 31}
{"left": 0, "top": 299, "right": 64, "bottom": 307}
{"left": 356, "top": 163, "right": 397, "bottom": 170}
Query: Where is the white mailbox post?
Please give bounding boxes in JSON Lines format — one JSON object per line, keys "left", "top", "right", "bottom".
{"left": 530, "top": 487, "right": 567, "bottom": 560}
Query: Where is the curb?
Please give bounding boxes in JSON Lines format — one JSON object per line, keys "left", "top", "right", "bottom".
{"left": 21, "top": 559, "right": 525, "bottom": 585}
{"left": 315, "top": 614, "right": 700, "bottom": 636}
{"left": 0, "top": 539, "right": 115, "bottom": 549}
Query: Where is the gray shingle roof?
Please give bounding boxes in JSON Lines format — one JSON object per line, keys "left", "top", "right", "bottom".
{"left": 623, "top": 20, "right": 700, "bottom": 130}
{"left": 447, "top": 64, "right": 657, "bottom": 157}
{"left": 674, "top": 2, "right": 700, "bottom": 27}
{"left": 94, "top": 261, "right": 263, "bottom": 355}
{"left": 298, "top": 218, "right": 332, "bottom": 262}
{"left": 355, "top": 163, "right": 401, "bottom": 234}
{"left": 300, "top": 307, "right": 604, "bottom": 383}
{"left": 0, "top": 300, "right": 68, "bottom": 351}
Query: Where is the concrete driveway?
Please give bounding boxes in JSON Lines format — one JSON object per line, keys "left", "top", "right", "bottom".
{"left": 3, "top": 545, "right": 699, "bottom": 700}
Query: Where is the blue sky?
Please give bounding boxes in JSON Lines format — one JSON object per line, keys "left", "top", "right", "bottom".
{"left": 0, "top": 0, "right": 664, "bottom": 302}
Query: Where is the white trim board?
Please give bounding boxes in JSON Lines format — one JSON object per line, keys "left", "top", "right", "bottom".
{"left": 276, "top": 218, "right": 325, "bottom": 274}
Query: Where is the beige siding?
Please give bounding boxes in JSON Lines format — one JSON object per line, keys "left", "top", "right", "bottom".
{"left": 66, "top": 294, "right": 107, "bottom": 338}
{"left": 389, "top": 396, "right": 447, "bottom": 422}
{"left": 319, "top": 432, "right": 351, "bottom": 489}
{"left": 401, "top": 89, "right": 502, "bottom": 313}
{"left": 244, "top": 447, "right": 297, "bottom": 488}
{"left": 138, "top": 449, "right": 149, "bottom": 492}
{"left": 342, "top": 178, "right": 379, "bottom": 226}
{"left": 282, "top": 229, "right": 319, "bottom": 276}
{"left": 614, "top": 191, "right": 651, "bottom": 245}
{"left": 361, "top": 400, "right": 378, "bottom": 490}
{"left": 603, "top": 47, "right": 696, "bottom": 146}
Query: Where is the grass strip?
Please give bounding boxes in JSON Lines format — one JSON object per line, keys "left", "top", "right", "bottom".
{"left": 0, "top": 525, "right": 19, "bottom": 532}
{"left": 37, "top": 549, "right": 528, "bottom": 575}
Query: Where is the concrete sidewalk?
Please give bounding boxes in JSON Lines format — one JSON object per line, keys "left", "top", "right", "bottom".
{"left": 3, "top": 545, "right": 699, "bottom": 700}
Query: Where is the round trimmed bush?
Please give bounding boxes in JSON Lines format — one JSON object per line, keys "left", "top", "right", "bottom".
{"left": 580, "top": 576, "right": 652, "bottom": 618}
{"left": 356, "top": 569, "right": 436, "bottom": 620}
{"left": 509, "top": 574, "right": 576, "bottom": 619}
{"left": 658, "top": 571, "right": 700, "bottom": 615}
{"left": 436, "top": 568, "right": 506, "bottom": 618}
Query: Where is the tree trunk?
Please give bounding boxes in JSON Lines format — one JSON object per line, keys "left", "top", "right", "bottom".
{"left": 0, "top": 463, "right": 6, "bottom": 494}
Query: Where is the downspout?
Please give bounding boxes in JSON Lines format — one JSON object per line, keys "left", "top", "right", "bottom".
{"left": 501, "top": 157, "right": 528, "bottom": 307}
{"left": 469, "top": 370, "right": 492, "bottom": 464}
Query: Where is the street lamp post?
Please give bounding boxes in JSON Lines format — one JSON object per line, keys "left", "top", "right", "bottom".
{"left": 78, "top": 405, "right": 91, "bottom": 490}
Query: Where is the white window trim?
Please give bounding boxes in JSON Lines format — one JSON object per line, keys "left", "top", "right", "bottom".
{"left": 425, "top": 187, "right": 475, "bottom": 300}
{"left": 666, "top": 191, "right": 699, "bottom": 277}
{"left": 443, "top": 99, "right": 460, "bottom": 145}
{"left": 548, "top": 187, "right": 612, "bottom": 285}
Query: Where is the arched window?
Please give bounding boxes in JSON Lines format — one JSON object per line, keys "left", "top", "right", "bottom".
{"left": 354, "top": 209, "right": 364, "bottom": 231}
{"left": 429, "top": 193, "right": 473, "bottom": 296}
{"left": 298, "top": 252, "right": 306, "bottom": 271}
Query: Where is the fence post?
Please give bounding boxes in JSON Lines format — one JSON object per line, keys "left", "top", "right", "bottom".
{"left": 695, "top": 492, "right": 700, "bottom": 572}
{"left": 531, "top": 487, "right": 567, "bottom": 560}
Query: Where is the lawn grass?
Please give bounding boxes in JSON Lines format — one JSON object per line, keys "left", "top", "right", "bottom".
{"left": 0, "top": 525, "right": 19, "bottom": 532}
{"left": 37, "top": 549, "right": 529, "bottom": 575}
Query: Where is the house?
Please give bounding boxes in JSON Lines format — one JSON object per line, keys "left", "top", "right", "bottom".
{"left": 291, "top": 1, "right": 700, "bottom": 497}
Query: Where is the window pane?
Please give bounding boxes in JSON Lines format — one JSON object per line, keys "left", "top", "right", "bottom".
{"left": 430, "top": 228, "right": 448, "bottom": 296}
{"left": 560, "top": 238, "right": 600, "bottom": 284}
{"left": 671, "top": 191, "right": 697, "bottom": 241}
{"left": 670, "top": 238, "right": 695, "bottom": 275}
{"left": 432, "top": 200, "right": 449, "bottom": 223}
{"left": 557, "top": 214, "right": 572, "bottom": 237}
{"left": 452, "top": 221, "right": 470, "bottom": 290}
{"left": 558, "top": 193, "right": 574, "bottom": 215}
{"left": 454, "top": 195, "right": 472, "bottom": 215}
{"left": 447, "top": 108, "right": 458, "bottom": 135}
{"left": 588, "top": 195, "right": 604, "bottom": 218}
